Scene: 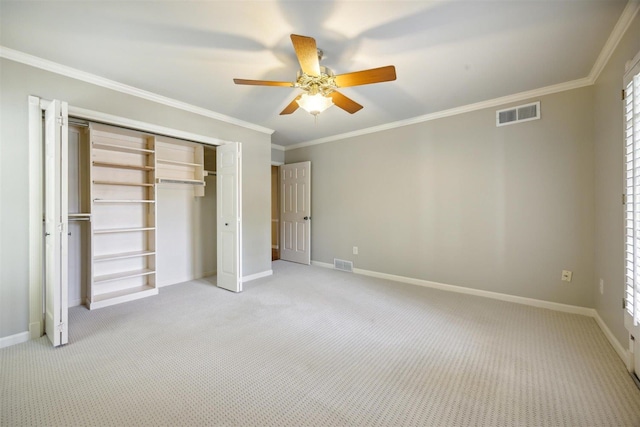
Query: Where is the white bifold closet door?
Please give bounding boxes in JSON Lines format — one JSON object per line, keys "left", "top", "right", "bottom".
{"left": 216, "top": 141, "right": 242, "bottom": 292}
{"left": 44, "top": 100, "right": 69, "bottom": 347}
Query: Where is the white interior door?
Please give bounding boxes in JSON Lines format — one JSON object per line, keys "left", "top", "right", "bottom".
{"left": 44, "top": 100, "right": 69, "bottom": 346}
{"left": 280, "top": 161, "right": 311, "bottom": 265}
{"left": 216, "top": 142, "right": 242, "bottom": 292}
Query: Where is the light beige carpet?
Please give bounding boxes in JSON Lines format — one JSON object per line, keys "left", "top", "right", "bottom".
{"left": 2, "top": 261, "right": 640, "bottom": 426}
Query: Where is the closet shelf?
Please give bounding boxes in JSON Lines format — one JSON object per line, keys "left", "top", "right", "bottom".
{"left": 89, "top": 286, "right": 158, "bottom": 310}
{"left": 92, "top": 161, "right": 154, "bottom": 171}
{"left": 156, "top": 178, "right": 205, "bottom": 186}
{"left": 94, "top": 250, "right": 156, "bottom": 262}
{"left": 92, "top": 142, "right": 154, "bottom": 155}
{"left": 157, "top": 158, "right": 201, "bottom": 167}
{"left": 93, "top": 199, "right": 155, "bottom": 203}
{"left": 94, "top": 268, "right": 155, "bottom": 284}
{"left": 93, "top": 227, "right": 155, "bottom": 234}
{"left": 93, "top": 180, "right": 154, "bottom": 187}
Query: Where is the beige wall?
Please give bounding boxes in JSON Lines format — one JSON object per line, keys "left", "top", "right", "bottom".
{"left": 594, "top": 15, "right": 640, "bottom": 345}
{"left": 286, "top": 87, "right": 596, "bottom": 308}
{"left": 0, "top": 58, "right": 272, "bottom": 339}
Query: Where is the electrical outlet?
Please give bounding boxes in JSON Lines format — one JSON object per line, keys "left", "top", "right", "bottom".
{"left": 353, "top": 246, "right": 358, "bottom": 255}
{"left": 561, "top": 270, "right": 573, "bottom": 282}
{"left": 600, "top": 279, "right": 604, "bottom": 294}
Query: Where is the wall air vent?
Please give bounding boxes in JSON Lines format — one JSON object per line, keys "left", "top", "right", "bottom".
{"left": 334, "top": 258, "right": 354, "bottom": 272}
{"left": 496, "top": 101, "right": 540, "bottom": 127}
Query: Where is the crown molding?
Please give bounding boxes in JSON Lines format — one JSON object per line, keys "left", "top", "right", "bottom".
{"left": 588, "top": 0, "right": 640, "bottom": 83}
{"left": 4, "top": 0, "right": 637, "bottom": 151}
{"left": 0, "top": 46, "right": 275, "bottom": 136}
{"left": 285, "top": 76, "right": 592, "bottom": 151}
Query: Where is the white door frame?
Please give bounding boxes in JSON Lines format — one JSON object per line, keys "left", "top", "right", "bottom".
{"left": 27, "top": 96, "right": 240, "bottom": 340}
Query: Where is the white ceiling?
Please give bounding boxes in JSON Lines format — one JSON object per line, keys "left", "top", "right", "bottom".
{"left": 0, "top": 0, "right": 629, "bottom": 146}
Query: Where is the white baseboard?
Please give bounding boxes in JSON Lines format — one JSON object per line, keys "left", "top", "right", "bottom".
{"left": 157, "top": 271, "right": 217, "bottom": 288}
{"left": 0, "top": 331, "right": 30, "bottom": 349}
{"left": 243, "top": 269, "right": 273, "bottom": 283}
{"left": 592, "top": 310, "right": 630, "bottom": 368}
{"left": 29, "top": 321, "right": 43, "bottom": 339}
{"left": 312, "top": 261, "right": 334, "bottom": 269}
{"left": 69, "top": 298, "right": 83, "bottom": 308}
{"left": 314, "top": 261, "right": 592, "bottom": 315}
{"left": 312, "top": 260, "right": 628, "bottom": 365}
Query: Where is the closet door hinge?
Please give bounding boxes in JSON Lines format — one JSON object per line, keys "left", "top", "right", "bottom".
{"left": 56, "top": 116, "right": 65, "bottom": 126}
{"left": 56, "top": 323, "right": 65, "bottom": 332}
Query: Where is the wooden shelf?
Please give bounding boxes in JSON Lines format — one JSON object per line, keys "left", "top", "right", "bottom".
{"left": 93, "top": 199, "right": 155, "bottom": 203}
{"left": 94, "top": 227, "right": 155, "bottom": 234}
{"left": 89, "top": 286, "right": 158, "bottom": 310}
{"left": 93, "top": 180, "right": 154, "bottom": 187}
{"left": 92, "top": 142, "right": 154, "bottom": 155}
{"left": 94, "top": 268, "right": 155, "bottom": 284}
{"left": 156, "top": 178, "right": 205, "bottom": 186}
{"left": 157, "top": 158, "right": 201, "bottom": 167}
{"left": 93, "top": 161, "right": 154, "bottom": 171}
{"left": 94, "top": 250, "right": 156, "bottom": 262}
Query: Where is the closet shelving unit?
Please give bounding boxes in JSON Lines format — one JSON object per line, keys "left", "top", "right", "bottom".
{"left": 88, "top": 124, "right": 158, "bottom": 309}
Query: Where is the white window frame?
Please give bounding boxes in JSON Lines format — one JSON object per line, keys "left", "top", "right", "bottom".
{"left": 623, "top": 51, "right": 640, "bottom": 339}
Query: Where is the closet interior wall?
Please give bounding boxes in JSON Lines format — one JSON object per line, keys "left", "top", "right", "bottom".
{"left": 67, "top": 124, "right": 90, "bottom": 307}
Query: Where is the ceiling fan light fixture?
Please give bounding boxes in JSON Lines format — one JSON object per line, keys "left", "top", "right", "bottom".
{"left": 296, "top": 92, "right": 334, "bottom": 116}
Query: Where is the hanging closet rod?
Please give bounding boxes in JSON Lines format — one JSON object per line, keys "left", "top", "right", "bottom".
{"left": 68, "top": 213, "right": 91, "bottom": 221}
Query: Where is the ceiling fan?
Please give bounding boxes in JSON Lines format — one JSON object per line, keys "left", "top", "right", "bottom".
{"left": 233, "top": 34, "right": 397, "bottom": 116}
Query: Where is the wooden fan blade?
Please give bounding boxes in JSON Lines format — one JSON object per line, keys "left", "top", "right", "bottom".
{"left": 329, "top": 91, "right": 363, "bottom": 114}
{"left": 334, "top": 66, "right": 397, "bottom": 88}
{"left": 280, "top": 95, "right": 301, "bottom": 115}
{"left": 233, "top": 78, "right": 293, "bottom": 87}
{"left": 290, "top": 34, "right": 320, "bottom": 77}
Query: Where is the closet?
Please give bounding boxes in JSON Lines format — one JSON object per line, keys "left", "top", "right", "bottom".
{"left": 66, "top": 122, "right": 218, "bottom": 310}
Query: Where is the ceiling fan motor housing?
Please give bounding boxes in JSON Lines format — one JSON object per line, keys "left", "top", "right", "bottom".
{"left": 296, "top": 66, "right": 337, "bottom": 96}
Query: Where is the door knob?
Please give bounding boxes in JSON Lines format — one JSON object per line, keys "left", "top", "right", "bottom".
{"left": 303, "top": 216, "right": 311, "bottom": 220}
{"left": 225, "top": 223, "right": 229, "bottom": 226}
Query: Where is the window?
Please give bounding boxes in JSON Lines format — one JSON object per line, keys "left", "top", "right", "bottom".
{"left": 625, "top": 55, "right": 640, "bottom": 325}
